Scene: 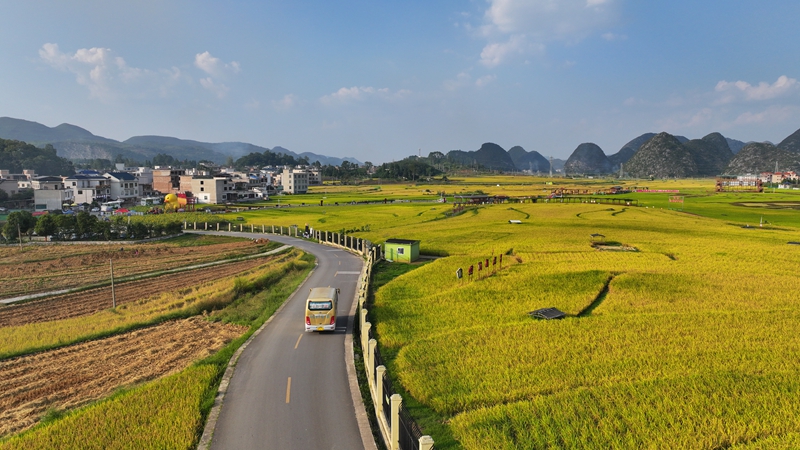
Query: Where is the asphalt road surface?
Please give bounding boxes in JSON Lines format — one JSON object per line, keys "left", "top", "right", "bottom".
{"left": 197, "top": 231, "right": 368, "bottom": 450}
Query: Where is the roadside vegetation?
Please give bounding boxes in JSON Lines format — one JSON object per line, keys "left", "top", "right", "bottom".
{"left": 0, "top": 242, "right": 315, "bottom": 448}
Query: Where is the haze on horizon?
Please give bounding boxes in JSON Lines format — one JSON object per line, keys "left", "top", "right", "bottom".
{"left": 1, "top": 0, "right": 799, "bottom": 164}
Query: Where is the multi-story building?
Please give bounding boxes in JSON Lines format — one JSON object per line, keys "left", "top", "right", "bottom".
{"left": 32, "top": 176, "right": 73, "bottom": 211}
{"left": 103, "top": 172, "right": 140, "bottom": 203}
{"left": 65, "top": 173, "right": 111, "bottom": 204}
{"left": 190, "top": 176, "right": 237, "bottom": 204}
{"left": 281, "top": 168, "right": 309, "bottom": 194}
{"left": 152, "top": 168, "right": 185, "bottom": 194}
{"left": 307, "top": 168, "right": 322, "bottom": 185}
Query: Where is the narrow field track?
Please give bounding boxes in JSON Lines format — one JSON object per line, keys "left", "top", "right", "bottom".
{"left": 0, "top": 317, "right": 246, "bottom": 437}
{"left": 0, "top": 256, "right": 275, "bottom": 327}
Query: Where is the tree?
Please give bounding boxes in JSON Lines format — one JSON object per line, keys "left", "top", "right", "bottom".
{"left": 76, "top": 211, "right": 97, "bottom": 239}
{"left": 55, "top": 214, "right": 77, "bottom": 240}
{"left": 34, "top": 214, "right": 57, "bottom": 240}
{"left": 2, "top": 211, "right": 36, "bottom": 241}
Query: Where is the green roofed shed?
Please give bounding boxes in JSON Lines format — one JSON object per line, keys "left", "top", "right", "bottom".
{"left": 384, "top": 239, "right": 420, "bottom": 263}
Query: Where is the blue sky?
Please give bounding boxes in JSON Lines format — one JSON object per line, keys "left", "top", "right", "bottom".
{"left": 2, "top": 0, "right": 800, "bottom": 164}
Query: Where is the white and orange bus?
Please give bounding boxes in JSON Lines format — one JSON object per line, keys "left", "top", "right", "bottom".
{"left": 305, "top": 287, "right": 339, "bottom": 332}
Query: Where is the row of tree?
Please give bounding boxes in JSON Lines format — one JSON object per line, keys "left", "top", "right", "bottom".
{"left": 1, "top": 211, "right": 182, "bottom": 243}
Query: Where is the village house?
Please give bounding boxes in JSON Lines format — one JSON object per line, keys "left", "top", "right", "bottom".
{"left": 32, "top": 176, "right": 73, "bottom": 211}
{"left": 103, "top": 172, "right": 140, "bottom": 203}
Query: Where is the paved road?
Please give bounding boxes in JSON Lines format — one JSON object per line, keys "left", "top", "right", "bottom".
{"left": 196, "top": 231, "right": 368, "bottom": 450}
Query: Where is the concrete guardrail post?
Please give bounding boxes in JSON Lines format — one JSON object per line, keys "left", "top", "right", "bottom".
{"left": 376, "top": 366, "right": 386, "bottom": 418}
{"left": 228, "top": 223, "right": 231, "bottom": 232}
{"left": 362, "top": 322, "right": 371, "bottom": 360}
{"left": 361, "top": 308, "right": 368, "bottom": 331}
{"left": 419, "top": 436, "right": 435, "bottom": 450}
{"left": 183, "top": 221, "right": 187, "bottom": 230}
{"left": 390, "top": 394, "right": 402, "bottom": 450}
{"left": 262, "top": 224, "right": 265, "bottom": 233}
{"left": 193, "top": 221, "right": 196, "bottom": 229}
{"left": 367, "top": 338, "right": 377, "bottom": 387}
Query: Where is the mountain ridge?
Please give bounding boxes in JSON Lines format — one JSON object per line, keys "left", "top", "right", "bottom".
{"left": 0, "top": 117, "right": 360, "bottom": 166}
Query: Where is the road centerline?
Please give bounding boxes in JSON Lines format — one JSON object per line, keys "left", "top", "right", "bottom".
{"left": 285, "top": 377, "right": 291, "bottom": 404}
{"left": 294, "top": 334, "right": 302, "bottom": 349}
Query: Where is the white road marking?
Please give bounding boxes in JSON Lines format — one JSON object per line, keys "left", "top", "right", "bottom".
{"left": 286, "top": 377, "right": 292, "bottom": 404}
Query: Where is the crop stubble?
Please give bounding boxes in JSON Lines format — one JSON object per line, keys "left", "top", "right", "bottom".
{"left": 0, "top": 256, "right": 275, "bottom": 327}
{"left": 0, "top": 317, "right": 245, "bottom": 437}
{"left": 0, "top": 240, "right": 267, "bottom": 299}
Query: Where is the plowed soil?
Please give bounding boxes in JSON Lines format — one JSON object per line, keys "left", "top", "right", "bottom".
{"left": 0, "top": 240, "right": 270, "bottom": 299}
{"left": 0, "top": 317, "right": 246, "bottom": 437}
{"left": 0, "top": 255, "right": 276, "bottom": 327}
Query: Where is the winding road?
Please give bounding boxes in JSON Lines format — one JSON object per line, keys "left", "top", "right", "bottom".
{"left": 191, "top": 231, "right": 373, "bottom": 450}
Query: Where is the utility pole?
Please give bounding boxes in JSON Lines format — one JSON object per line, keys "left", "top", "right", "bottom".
{"left": 774, "top": 161, "right": 779, "bottom": 194}
{"left": 17, "top": 222, "right": 22, "bottom": 249}
{"left": 549, "top": 157, "right": 553, "bottom": 178}
{"left": 110, "top": 259, "right": 116, "bottom": 308}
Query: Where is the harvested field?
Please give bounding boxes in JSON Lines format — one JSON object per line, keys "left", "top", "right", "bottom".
{"left": 0, "top": 317, "right": 246, "bottom": 437}
{"left": 0, "top": 239, "right": 272, "bottom": 299}
{"left": 0, "top": 255, "right": 276, "bottom": 327}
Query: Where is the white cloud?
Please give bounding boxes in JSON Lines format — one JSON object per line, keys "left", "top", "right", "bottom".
{"left": 320, "top": 86, "right": 410, "bottom": 104}
{"left": 715, "top": 75, "right": 798, "bottom": 104}
{"left": 475, "top": 75, "right": 496, "bottom": 87}
{"left": 601, "top": 32, "right": 626, "bottom": 41}
{"left": 444, "top": 72, "right": 473, "bottom": 91}
{"left": 39, "top": 43, "right": 186, "bottom": 101}
{"left": 733, "top": 105, "right": 794, "bottom": 125}
{"left": 477, "top": 0, "right": 619, "bottom": 65}
{"left": 194, "top": 51, "right": 241, "bottom": 77}
{"left": 272, "top": 94, "right": 297, "bottom": 110}
{"left": 199, "top": 77, "right": 229, "bottom": 99}
{"left": 480, "top": 35, "right": 528, "bottom": 67}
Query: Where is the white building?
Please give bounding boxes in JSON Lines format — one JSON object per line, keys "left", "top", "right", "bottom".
{"left": 281, "top": 168, "right": 309, "bottom": 194}
{"left": 103, "top": 172, "right": 140, "bottom": 203}
{"left": 191, "top": 176, "right": 236, "bottom": 204}
{"left": 65, "top": 173, "right": 111, "bottom": 205}
{"left": 32, "top": 176, "right": 73, "bottom": 211}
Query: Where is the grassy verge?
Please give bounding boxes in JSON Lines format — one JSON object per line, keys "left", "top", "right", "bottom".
{"left": 0, "top": 251, "right": 316, "bottom": 449}
{"left": 362, "top": 260, "right": 461, "bottom": 449}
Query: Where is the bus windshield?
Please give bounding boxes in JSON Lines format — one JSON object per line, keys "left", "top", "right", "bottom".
{"left": 308, "top": 301, "right": 333, "bottom": 311}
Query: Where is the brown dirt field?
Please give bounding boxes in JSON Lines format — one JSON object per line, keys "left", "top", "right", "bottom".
{"left": 0, "top": 317, "right": 246, "bottom": 437}
{"left": 0, "top": 255, "right": 278, "bottom": 327}
{"left": 0, "top": 240, "right": 270, "bottom": 299}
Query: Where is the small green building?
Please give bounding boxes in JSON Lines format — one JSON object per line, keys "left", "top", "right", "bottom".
{"left": 383, "top": 238, "right": 420, "bottom": 263}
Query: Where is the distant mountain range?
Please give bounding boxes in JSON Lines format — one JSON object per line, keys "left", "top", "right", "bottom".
{"left": 0, "top": 117, "right": 360, "bottom": 166}
{"left": 437, "top": 127, "right": 797, "bottom": 177}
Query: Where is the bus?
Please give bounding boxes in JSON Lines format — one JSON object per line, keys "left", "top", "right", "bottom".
{"left": 305, "top": 287, "right": 339, "bottom": 332}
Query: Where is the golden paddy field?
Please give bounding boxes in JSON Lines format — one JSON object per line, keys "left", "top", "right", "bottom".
{"left": 228, "top": 177, "right": 800, "bottom": 449}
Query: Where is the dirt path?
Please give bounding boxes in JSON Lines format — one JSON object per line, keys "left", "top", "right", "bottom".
{"left": 0, "top": 256, "right": 277, "bottom": 327}
{"left": 0, "top": 317, "right": 246, "bottom": 437}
